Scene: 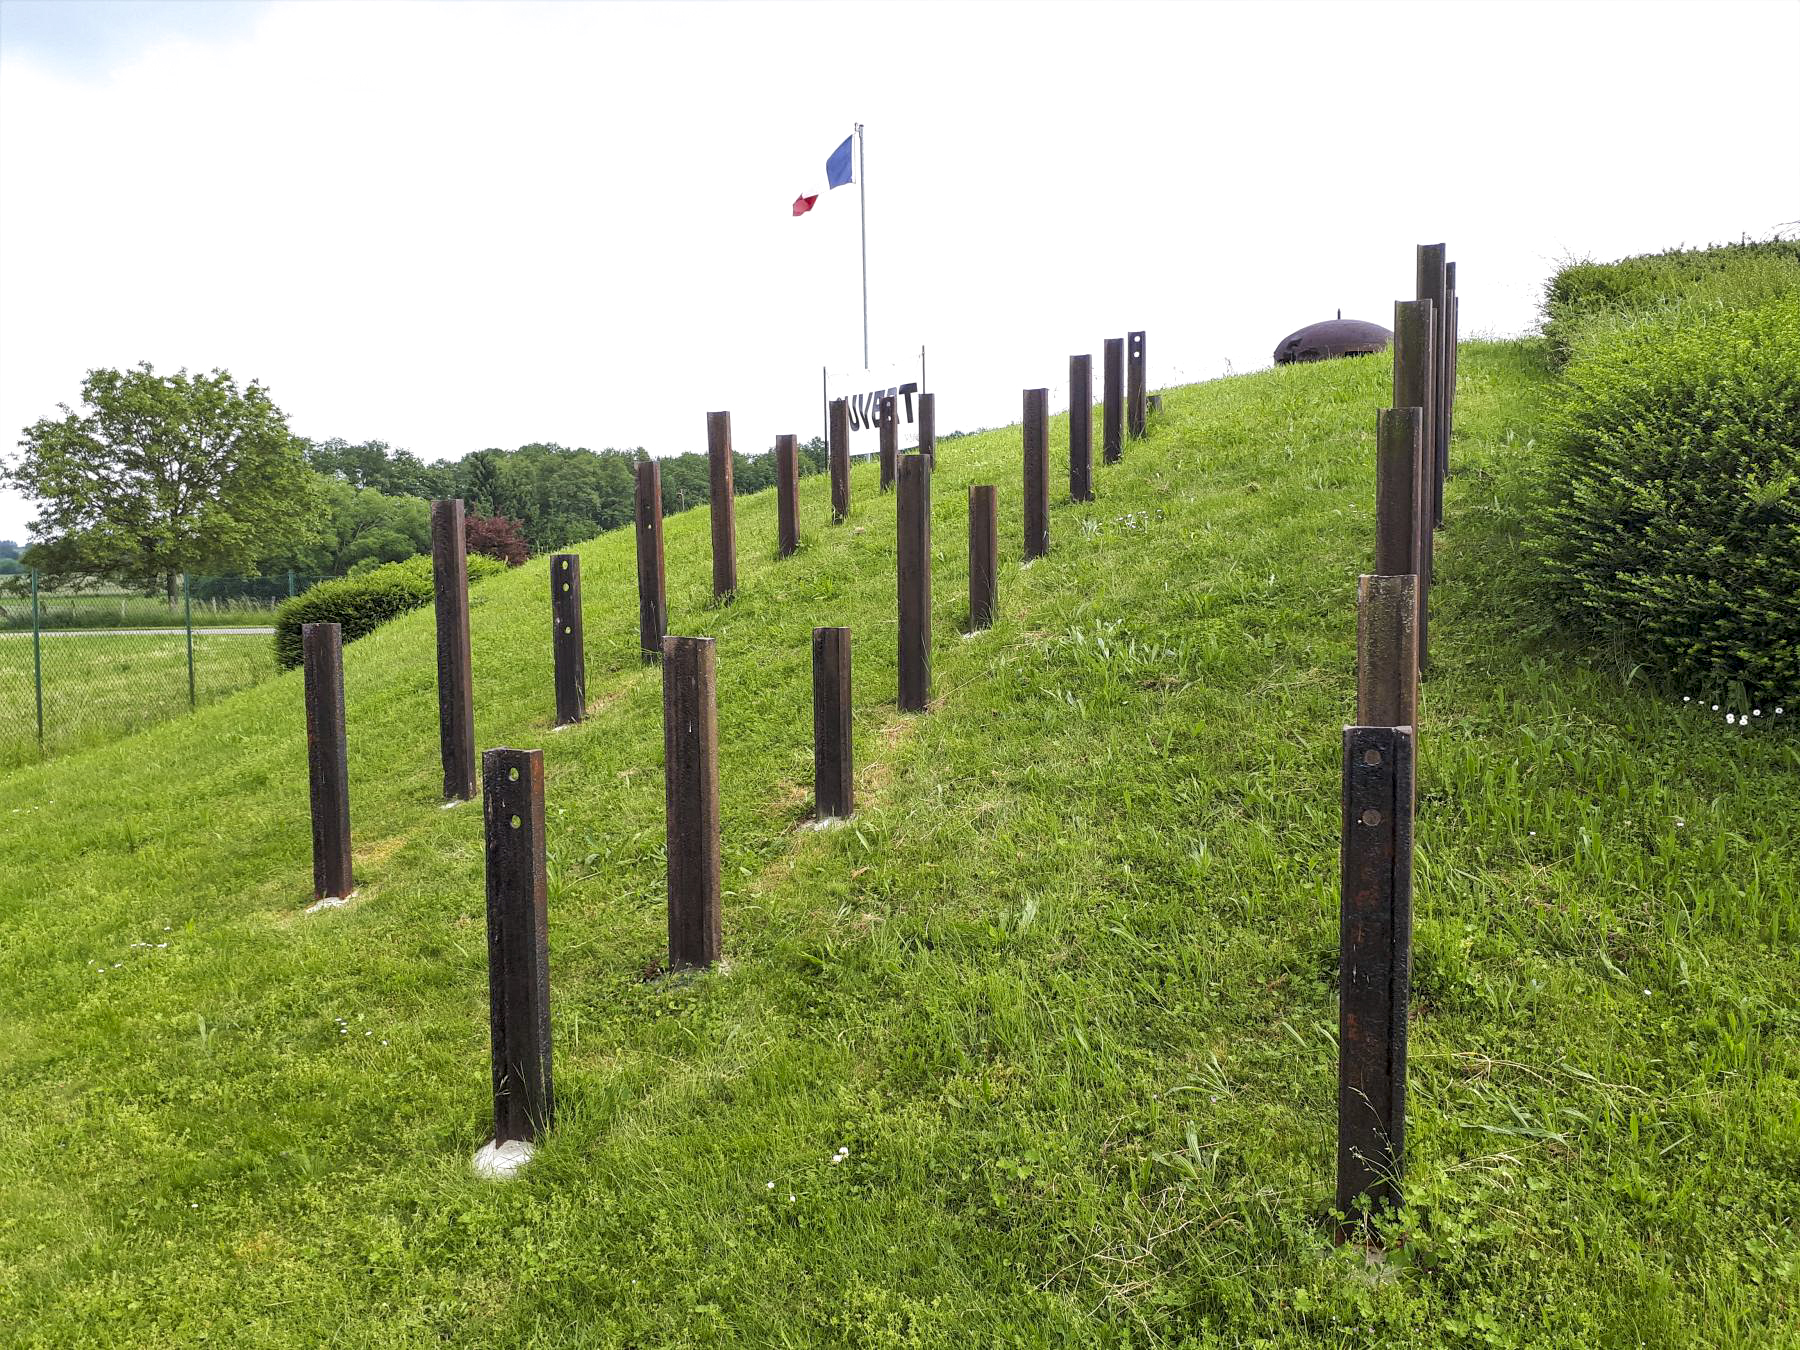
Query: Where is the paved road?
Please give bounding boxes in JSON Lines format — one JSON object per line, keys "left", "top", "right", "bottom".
{"left": 0, "top": 626, "right": 275, "bottom": 637}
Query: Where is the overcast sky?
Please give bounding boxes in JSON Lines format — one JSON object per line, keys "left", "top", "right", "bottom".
{"left": 1, "top": 0, "right": 1796, "bottom": 543}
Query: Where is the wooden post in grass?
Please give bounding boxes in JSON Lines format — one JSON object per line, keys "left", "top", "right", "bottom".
{"left": 634, "top": 460, "right": 668, "bottom": 662}
{"left": 775, "top": 434, "right": 800, "bottom": 559}
{"left": 918, "top": 391, "right": 937, "bottom": 466}
{"left": 1023, "top": 387, "right": 1050, "bottom": 560}
{"left": 662, "top": 636, "right": 721, "bottom": 970}
{"left": 1391, "top": 301, "right": 1435, "bottom": 672}
{"left": 1337, "top": 724, "right": 1414, "bottom": 1232}
{"left": 1356, "top": 575, "right": 1418, "bottom": 734}
{"left": 549, "top": 554, "right": 585, "bottom": 726}
{"left": 897, "top": 454, "right": 932, "bottom": 712}
{"left": 1127, "top": 330, "right": 1147, "bottom": 439}
{"left": 1069, "top": 353, "right": 1094, "bottom": 502}
{"left": 829, "top": 397, "right": 851, "bottom": 522}
{"left": 969, "top": 485, "right": 998, "bottom": 630}
{"left": 879, "top": 394, "right": 898, "bottom": 492}
{"left": 482, "top": 746, "right": 554, "bottom": 1144}
{"left": 302, "top": 622, "right": 353, "bottom": 902}
{"left": 431, "top": 498, "right": 477, "bottom": 800}
{"left": 1103, "top": 337, "right": 1124, "bottom": 463}
{"left": 707, "top": 411, "right": 737, "bottom": 599}
{"left": 812, "top": 627, "right": 853, "bottom": 820}
{"left": 1415, "top": 245, "right": 1448, "bottom": 529}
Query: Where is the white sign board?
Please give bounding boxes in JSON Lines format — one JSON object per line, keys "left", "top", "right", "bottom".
{"left": 826, "top": 354, "right": 925, "bottom": 457}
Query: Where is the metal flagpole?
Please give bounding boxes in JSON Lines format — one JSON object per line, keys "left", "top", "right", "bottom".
{"left": 857, "top": 122, "right": 868, "bottom": 370}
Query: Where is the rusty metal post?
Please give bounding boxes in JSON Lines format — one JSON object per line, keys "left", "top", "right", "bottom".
{"left": 431, "top": 498, "right": 476, "bottom": 800}
{"left": 634, "top": 460, "right": 667, "bottom": 662}
{"left": 1374, "top": 408, "right": 1421, "bottom": 578}
{"left": 812, "top": 627, "right": 853, "bottom": 820}
{"left": 897, "top": 455, "right": 932, "bottom": 713}
{"left": 1416, "top": 245, "right": 1448, "bottom": 529}
{"left": 969, "top": 485, "right": 998, "bottom": 630}
{"left": 707, "top": 411, "right": 737, "bottom": 599}
{"left": 662, "top": 635, "right": 721, "bottom": 970}
{"left": 918, "top": 391, "right": 936, "bottom": 466}
{"left": 879, "top": 394, "right": 897, "bottom": 493}
{"left": 1127, "top": 330, "right": 1147, "bottom": 439}
{"left": 1069, "top": 353, "right": 1093, "bottom": 502}
{"left": 1356, "top": 575, "right": 1418, "bottom": 733}
{"left": 1337, "top": 724, "right": 1414, "bottom": 1231}
{"left": 549, "top": 554, "right": 585, "bottom": 726}
{"left": 1392, "top": 302, "right": 1435, "bottom": 672}
{"left": 829, "top": 397, "right": 851, "bottom": 523}
{"left": 482, "top": 746, "right": 554, "bottom": 1145}
{"left": 1023, "top": 387, "right": 1049, "bottom": 560}
{"left": 1445, "top": 262, "right": 1460, "bottom": 479}
{"left": 775, "top": 434, "right": 800, "bottom": 559}
{"left": 302, "top": 621, "right": 352, "bottom": 902}
{"left": 1102, "top": 337, "right": 1124, "bottom": 463}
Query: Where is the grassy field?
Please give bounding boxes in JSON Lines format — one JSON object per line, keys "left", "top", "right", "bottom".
{"left": 0, "top": 631, "right": 276, "bottom": 770}
{"left": 0, "top": 342, "right": 1795, "bottom": 1347}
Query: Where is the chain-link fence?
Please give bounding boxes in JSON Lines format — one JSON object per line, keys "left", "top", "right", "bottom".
{"left": 0, "top": 571, "right": 336, "bottom": 770}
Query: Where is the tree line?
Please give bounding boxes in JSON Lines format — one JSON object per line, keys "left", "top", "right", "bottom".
{"left": 2, "top": 362, "right": 827, "bottom": 596}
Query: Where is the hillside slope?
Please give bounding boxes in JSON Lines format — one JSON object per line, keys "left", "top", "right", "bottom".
{"left": 1, "top": 344, "right": 1796, "bottom": 1347}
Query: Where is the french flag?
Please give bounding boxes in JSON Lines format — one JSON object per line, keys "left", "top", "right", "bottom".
{"left": 793, "top": 134, "right": 854, "bottom": 217}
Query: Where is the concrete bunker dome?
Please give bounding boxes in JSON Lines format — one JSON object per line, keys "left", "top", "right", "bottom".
{"left": 1273, "top": 316, "right": 1393, "bottom": 365}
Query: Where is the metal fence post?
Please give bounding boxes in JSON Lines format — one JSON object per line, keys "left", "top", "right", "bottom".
{"left": 482, "top": 746, "right": 555, "bottom": 1145}
{"left": 550, "top": 554, "right": 585, "bottom": 726}
{"left": 707, "top": 411, "right": 737, "bottom": 600}
{"left": 634, "top": 460, "right": 668, "bottom": 662}
{"left": 918, "top": 391, "right": 937, "bottom": 466}
{"left": 302, "top": 622, "right": 354, "bottom": 902}
{"left": 776, "top": 434, "right": 800, "bottom": 559}
{"left": 1069, "top": 353, "right": 1094, "bottom": 502}
{"left": 1337, "top": 724, "right": 1415, "bottom": 1232}
{"left": 31, "top": 569, "right": 43, "bottom": 747}
{"left": 969, "top": 485, "right": 998, "bottom": 630}
{"left": 183, "top": 573, "right": 196, "bottom": 710}
{"left": 663, "top": 635, "right": 722, "bottom": 970}
{"left": 1103, "top": 337, "right": 1124, "bottom": 464}
{"left": 830, "top": 397, "right": 851, "bottom": 523}
{"left": 897, "top": 454, "right": 932, "bottom": 712}
{"left": 879, "top": 394, "right": 898, "bottom": 493}
{"left": 1127, "top": 330, "right": 1147, "bottom": 439}
{"left": 431, "top": 499, "right": 478, "bottom": 800}
{"left": 1023, "top": 388, "right": 1050, "bottom": 560}
{"left": 812, "top": 626, "right": 853, "bottom": 821}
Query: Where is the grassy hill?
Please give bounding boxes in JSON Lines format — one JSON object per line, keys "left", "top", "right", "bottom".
{"left": 1, "top": 341, "right": 1795, "bottom": 1347}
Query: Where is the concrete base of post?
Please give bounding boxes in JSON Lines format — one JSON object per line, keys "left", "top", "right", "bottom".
{"left": 471, "top": 1137, "right": 535, "bottom": 1179}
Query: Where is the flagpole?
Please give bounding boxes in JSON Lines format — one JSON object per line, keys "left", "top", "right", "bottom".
{"left": 857, "top": 122, "right": 868, "bottom": 370}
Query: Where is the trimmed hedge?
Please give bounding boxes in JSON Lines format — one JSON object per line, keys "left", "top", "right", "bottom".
{"left": 1536, "top": 297, "right": 1800, "bottom": 704}
{"left": 1542, "top": 238, "right": 1800, "bottom": 366}
{"left": 273, "top": 553, "right": 505, "bottom": 669}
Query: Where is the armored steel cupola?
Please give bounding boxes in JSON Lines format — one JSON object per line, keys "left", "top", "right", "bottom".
{"left": 1273, "top": 314, "right": 1394, "bottom": 365}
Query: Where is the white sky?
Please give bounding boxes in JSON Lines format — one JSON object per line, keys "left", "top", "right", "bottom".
{"left": 1, "top": 0, "right": 1797, "bottom": 543}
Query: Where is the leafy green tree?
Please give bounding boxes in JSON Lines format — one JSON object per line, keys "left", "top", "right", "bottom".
{"left": 6, "top": 363, "right": 320, "bottom": 601}
{"left": 0, "top": 539, "right": 19, "bottom": 560}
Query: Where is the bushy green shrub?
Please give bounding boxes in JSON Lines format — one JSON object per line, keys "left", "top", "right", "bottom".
{"left": 273, "top": 552, "right": 504, "bottom": 669}
{"left": 1536, "top": 297, "right": 1800, "bottom": 704}
{"left": 1542, "top": 238, "right": 1800, "bottom": 365}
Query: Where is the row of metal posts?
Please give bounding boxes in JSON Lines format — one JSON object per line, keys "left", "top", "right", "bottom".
{"left": 300, "top": 327, "right": 1154, "bottom": 1158}
{"left": 1337, "top": 243, "right": 1458, "bottom": 1237}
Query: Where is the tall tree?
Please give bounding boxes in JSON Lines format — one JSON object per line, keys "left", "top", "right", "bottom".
{"left": 6, "top": 363, "right": 319, "bottom": 600}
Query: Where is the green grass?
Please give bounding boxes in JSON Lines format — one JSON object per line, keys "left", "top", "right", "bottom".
{"left": 0, "top": 632, "right": 277, "bottom": 770}
{"left": 1, "top": 342, "right": 1795, "bottom": 1347}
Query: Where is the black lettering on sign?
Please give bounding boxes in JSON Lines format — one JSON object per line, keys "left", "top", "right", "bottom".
{"left": 897, "top": 382, "right": 918, "bottom": 422}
